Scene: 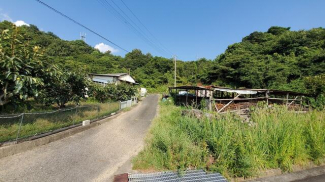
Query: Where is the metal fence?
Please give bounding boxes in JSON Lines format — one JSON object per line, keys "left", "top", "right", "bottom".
{"left": 0, "top": 102, "right": 120, "bottom": 144}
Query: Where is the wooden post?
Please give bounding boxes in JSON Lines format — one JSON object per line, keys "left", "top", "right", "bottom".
{"left": 176, "top": 89, "right": 178, "bottom": 104}
{"left": 266, "top": 91, "right": 269, "bottom": 106}
{"left": 286, "top": 93, "right": 289, "bottom": 106}
{"left": 186, "top": 89, "right": 188, "bottom": 106}
{"left": 195, "top": 90, "right": 198, "bottom": 107}
{"left": 209, "top": 91, "right": 212, "bottom": 111}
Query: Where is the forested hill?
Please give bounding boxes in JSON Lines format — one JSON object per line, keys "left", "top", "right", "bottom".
{"left": 205, "top": 26, "right": 325, "bottom": 93}
{"left": 1, "top": 21, "right": 324, "bottom": 94}
{"left": 0, "top": 21, "right": 212, "bottom": 89}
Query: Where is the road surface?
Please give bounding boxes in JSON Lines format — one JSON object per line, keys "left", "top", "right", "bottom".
{"left": 0, "top": 94, "right": 159, "bottom": 182}
{"left": 293, "top": 174, "right": 325, "bottom": 182}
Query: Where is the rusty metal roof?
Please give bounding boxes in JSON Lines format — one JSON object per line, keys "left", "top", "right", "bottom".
{"left": 211, "top": 86, "right": 307, "bottom": 96}
{"left": 169, "top": 85, "right": 307, "bottom": 96}
{"left": 169, "top": 86, "right": 212, "bottom": 90}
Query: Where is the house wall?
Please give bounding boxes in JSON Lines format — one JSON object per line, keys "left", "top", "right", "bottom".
{"left": 118, "top": 75, "right": 135, "bottom": 84}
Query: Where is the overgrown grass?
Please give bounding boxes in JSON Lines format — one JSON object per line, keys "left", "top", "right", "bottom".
{"left": 147, "top": 85, "right": 169, "bottom": 94}
{"left": 133, "top": 101, "right": 325, "bottom": 178}
{"left": 0, "top": 102, "right": 120, "bottom": 143}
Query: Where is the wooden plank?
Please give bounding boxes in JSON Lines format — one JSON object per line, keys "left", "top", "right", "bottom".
{"left": 212, "top": 97, "right": 301, "bottom": 101}
{"left": 214, "top": 100, "right": 219, "bottom": 112}
{"left": 288, "top": 96, "right": 299, "bottom": 107}
{"left": 218, "top": 94, "right": 241, "bottom": 113}
{"left": 213, "top": 97, "right": 265, "bottom": 101}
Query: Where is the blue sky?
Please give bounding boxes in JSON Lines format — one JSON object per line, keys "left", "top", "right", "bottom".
{"left": 1, "top": 0, "right": 325, "bottom": 61}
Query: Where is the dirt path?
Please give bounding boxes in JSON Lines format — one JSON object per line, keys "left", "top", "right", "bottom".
{"left": 0, "top": 94, "right": 159, "bottom": 182}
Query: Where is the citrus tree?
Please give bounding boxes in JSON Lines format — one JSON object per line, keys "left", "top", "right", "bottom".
{"left": 0, "top": 24, "right": 57, "bottom": 106}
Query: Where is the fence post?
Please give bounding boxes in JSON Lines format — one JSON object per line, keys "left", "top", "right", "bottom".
{"left": 73, "top": 106, "right": 78, "bottom": 126}
{"left": 119, "top": 101, "right": 121, "bottom": 110}
{"left": 97, "top": 105, "right": 100, "bottom": 119}
{"left": 15, "top": 113, "right": 24, "bottom": 143}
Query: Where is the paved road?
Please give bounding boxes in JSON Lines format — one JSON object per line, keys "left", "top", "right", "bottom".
{"left": 0, "top": 94, "right": 159, "bottom": 182}
{"left": 293, "top": 174, "right": 325, "bottom": 182}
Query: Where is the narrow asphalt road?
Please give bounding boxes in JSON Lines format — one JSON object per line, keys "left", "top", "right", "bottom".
{"left": 293, "top": 174, "right": 325, "bottom": 182}
{"left": 0, "top": 94, "right": 159, "bottom": 182}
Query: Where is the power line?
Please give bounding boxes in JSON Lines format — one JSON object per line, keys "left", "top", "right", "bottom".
{"left": 110, "top": 0, "right": 167, "bottom": 55}
{"left": 119, "top": 0, "right": 173, "bottom": 56}
{"left": 35, "top": 0, "right": 129, "bottom": 53}
{"left": 99, "top": 0, "right": 168, "bottom": 56}
{"left": 98, "top": 0, "right": 170, "bottom": 57}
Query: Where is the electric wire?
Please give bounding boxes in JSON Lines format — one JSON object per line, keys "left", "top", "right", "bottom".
{"left": 99, "top": 0, "right": 168, "bottom": 56}
{"left": 35, "top": 0, "right": 129, "bottom": 53}
{"left": 119, "top": 0, "right": 174, "bottom": 56}
{"left": 110, "top": 0, "right": 172, "bottom": 56}
{"left": 98, "top": 0, "right": 170, "bottom": 56}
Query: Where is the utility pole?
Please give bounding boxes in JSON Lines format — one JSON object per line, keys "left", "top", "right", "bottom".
{"left": 80, "top": 32, "right": 86, "bottom": 42}
{"left": 174, "top": 55, "right": 177, "bottom": 87}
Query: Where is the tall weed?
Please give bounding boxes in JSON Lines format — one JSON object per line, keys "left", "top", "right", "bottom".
{"left": 133, "top": 102, "right": 325, "bottom": 178}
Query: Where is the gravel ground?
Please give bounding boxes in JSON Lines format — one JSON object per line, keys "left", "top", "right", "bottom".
{"left": 0, "top": 94, "right": 159, "bottom": 182}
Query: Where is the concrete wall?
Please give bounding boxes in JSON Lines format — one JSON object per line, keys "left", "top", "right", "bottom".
{"left": 120, "top": 98, "right": 137, "bottom": 109}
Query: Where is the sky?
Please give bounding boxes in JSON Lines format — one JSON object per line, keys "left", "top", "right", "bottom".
{"left": 1, "top": 0, "right": 325, "bottom": 61}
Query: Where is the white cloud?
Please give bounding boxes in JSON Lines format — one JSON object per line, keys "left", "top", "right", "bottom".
{"left": 94, "top": 43, "right": 118, "bottom": 53}
{"left": 14, "top": 20, "right": 29, "bottom": 27}
{"left": 0, "top": 11, "right": 29, "bottom": 27}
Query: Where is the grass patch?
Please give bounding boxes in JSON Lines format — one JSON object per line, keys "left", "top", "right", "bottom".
{"left": 132, "top": 101, "right": 325, "bottom": 178}
{"left": 0, "top": 102, "right": 120, "bottom": 143}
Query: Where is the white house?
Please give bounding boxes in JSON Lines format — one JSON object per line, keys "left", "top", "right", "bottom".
{"left": 89, "top": 73, "right": 136, "bottom": 85}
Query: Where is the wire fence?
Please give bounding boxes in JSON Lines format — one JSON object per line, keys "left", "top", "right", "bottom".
{"left": 0, "top": 102, "right": 123, "bottom": 144}
{"left": 0, "top": 98, "right": 139, "bottom": 144}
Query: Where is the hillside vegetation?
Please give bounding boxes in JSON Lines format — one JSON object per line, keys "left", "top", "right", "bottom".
{"left": 0, "top": 20, "right": 209, "bottom": 89}
{"left": 206, "top": 26, "right": 325, "bottom": 94}
{"left": 1, "top": 21, "right": 324, "bottom": 109}
{"left": 1, "top": 21, "right": 324, "bottom": 90}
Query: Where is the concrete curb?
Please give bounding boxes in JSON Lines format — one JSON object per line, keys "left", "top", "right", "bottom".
{"left": 0, "top": 103, "right": 140, "bottom": 159}
{"left": 248, "top": 165, "right": 325, "bottom": 182}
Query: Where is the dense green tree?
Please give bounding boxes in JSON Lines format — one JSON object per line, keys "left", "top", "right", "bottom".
{"left": 38, "top": 72, "right": 87, "bottom": 108}
{"left": 206, "top": 26, "right": 325, "bottom": 92}
{"left": 0, "top": 24, "right": 56, "bottom": 106}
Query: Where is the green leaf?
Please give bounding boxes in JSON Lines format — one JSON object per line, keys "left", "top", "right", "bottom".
{"left": 14, "top": 82, "right": 23, "bottom": 94}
